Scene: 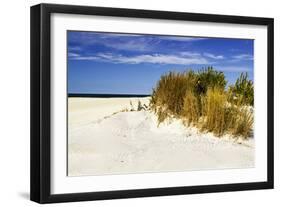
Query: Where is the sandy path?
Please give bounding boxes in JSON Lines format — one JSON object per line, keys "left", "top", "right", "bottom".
{"left": 68, "top": 97, "right": 254, "bottom": 176}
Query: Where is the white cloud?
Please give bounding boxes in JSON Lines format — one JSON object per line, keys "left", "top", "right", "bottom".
{"left": 106, "top": 40, "right": 153, "bottom": 52}
{"left": 115, "top": 54, "right": 208, "bottom": 65}
{"left": 70, "top": 56, "right": 99, "bottom": 60}
{"left": 203, "top": 52, "right": 224, "bottom": 60}
{"left": 70, "top": 53, "right": 210, "bottom": 65}
{"left": 68, "top": 52, "right": 80, "bottom": 57}
{"left": 180, "top": 51, "right": 201, "bottom": 57}
{"left": 232, "top": 54, "right": 253, "bottom": 60}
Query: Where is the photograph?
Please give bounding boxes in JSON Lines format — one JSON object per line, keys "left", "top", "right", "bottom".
{"left": 30, "top": 3, "right": 274, "bottom": 203}
{"left": 67, "top": 31, "right": 255, "bottom": 177}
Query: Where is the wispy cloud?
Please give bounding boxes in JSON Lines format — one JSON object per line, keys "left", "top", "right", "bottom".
{"left": 68, "top": 32, "right": 208, "bottom": 53}
{"left": 68, "top": 52, "right": 80, "bottom": 57}
{"left": 104, "top": 38, "right": 156, "bottom": 52}
{"left": 179, "top": 51, "right": 201, "bottom": 57}
{"left": 70, "top": 32, "right": 156, "bottom": 52}
{"left": 203, "top": 52, "right": 224, "bottom": 60}
{"left": 72, "top": 56, "right": 100, "bottom": 61}
{"left": 70, "top": 52, "right": 210, "bottom": 65}
{"left": 232, "top": 54, "right": 253, "bottom": 61}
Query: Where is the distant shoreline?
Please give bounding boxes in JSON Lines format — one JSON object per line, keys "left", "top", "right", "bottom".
{"left": 68, "top": 93, "right": 151, "bottom": 98}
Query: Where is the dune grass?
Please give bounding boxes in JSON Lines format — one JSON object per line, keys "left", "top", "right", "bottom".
{"left": 231, "top": 106, "right": 254, "bottom": 137}
{"left": 201, "top": 87, "right": 228, "bottom": 136}
{"left": 150, "top": 71, "right": 190, "bottom": 125}
{"left": 182, "top": 89, "right": 201, "bottom": 126}
{"left": 150, "top": 67, "right": 254, "bottom": 139}
{"left": 150, "top": 71, "right": 189, "bottom": 117}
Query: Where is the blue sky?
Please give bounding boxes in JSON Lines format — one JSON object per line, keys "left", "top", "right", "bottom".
{"left": 68, "top": 31, "right": 254, "bottom": 94}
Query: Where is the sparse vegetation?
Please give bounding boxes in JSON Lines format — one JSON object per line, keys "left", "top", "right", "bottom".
{"left": 150, "top": 67, "right": 254, "bottom": 139}
{"left": 104, "top": 100, "right": 149, "bottom": 120}
{"left": 137, "top": 100, "right": 144, "bottom": 111}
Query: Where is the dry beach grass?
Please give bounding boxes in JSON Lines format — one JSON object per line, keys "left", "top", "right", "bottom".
{"left": 150, "top": 68, "right": 254, "bottom": 138}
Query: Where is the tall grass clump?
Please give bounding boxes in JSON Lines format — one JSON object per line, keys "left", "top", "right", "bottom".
{"left": 182, "top": 89, "right": 201, "bottom": 126}
{"left": 150, "top": 71, "right": 192, "bottom": 123}
{"left": 150, "top": 67, "right": 254, "bottom": 139}
{"left": 151, "top": 67, "right": 227, "bottom": 124}
{"left": 201, "top": 87, "right": 253, "bottom": 138}
{"left": 201, "top": 87, "right": 227, "bottom": 136}
{"left": 231, "top": 106, "right": 254, "bottom": 137}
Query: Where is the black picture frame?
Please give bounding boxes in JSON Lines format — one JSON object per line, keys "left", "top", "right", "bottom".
{"left": 30, "top": 3, "right": 274, "bottom": 204}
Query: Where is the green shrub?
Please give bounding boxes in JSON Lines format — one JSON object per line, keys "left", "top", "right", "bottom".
{"left": 195, "top": 67, "right": 227, "bottom": 95}
{"left": 228, "top": 73, "right": 254, "bottom": 106}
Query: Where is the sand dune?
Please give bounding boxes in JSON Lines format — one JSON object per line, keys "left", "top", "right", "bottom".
{"left": 68, "top": 97, "right": 254, "bottom": 176}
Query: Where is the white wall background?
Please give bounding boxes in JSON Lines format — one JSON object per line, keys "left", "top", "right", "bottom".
{"left": 0, "top": 0, "right": 279, "bottom": 206}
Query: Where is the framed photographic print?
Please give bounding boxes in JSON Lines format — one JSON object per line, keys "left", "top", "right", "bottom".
{"left": 30, "top": 3, "right": 274, "bottom": 203}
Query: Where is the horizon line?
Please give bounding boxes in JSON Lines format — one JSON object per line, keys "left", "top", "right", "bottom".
{"left": 68, "top": 93, "right": 152, "bottom": 98}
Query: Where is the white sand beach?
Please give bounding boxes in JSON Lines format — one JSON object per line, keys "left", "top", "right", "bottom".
{"left": 68, "top": 97, "right": 254, "bottom": 176}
